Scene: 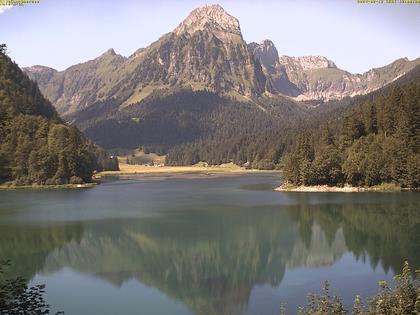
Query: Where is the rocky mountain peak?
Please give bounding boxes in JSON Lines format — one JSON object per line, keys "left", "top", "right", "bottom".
{"left": 174, "top": 4, "right": 241, "bottom": 39}
{"left": 249, "top": 39, "right": 280, "bottom": 69}
{"left": 101, "top": 48, "right": 117, "bottom": 57}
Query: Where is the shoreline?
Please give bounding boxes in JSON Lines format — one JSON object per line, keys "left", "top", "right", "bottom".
{"left": 95, "top": 163, "right": 278, "bottom": 178}
{"left": 275, "top": 183, "right": 404, "bottom": 192}
{"left": 1, "top": 165, "right": 278, "bottom": 190}
{"left": 0, "top": 183, "right": 97, "bottom": 190}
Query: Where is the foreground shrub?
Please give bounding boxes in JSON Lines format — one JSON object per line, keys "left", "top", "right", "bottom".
{"left": 0, "top": 260, "right": 63, "bottom": 314}
{"left": 291, "top": 261, "right": 419, "bottom": 315}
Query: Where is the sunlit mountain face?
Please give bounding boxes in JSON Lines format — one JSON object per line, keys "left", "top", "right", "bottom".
{"left": 24, "top": 5, "right": 420, "bottom": 117}
{"left": 22, "top": 5, "right": 420, "bottom": 155}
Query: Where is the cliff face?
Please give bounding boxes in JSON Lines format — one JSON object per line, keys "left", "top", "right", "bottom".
{"left": 248, "top": 41, "right": 301, "bottom": 96}
{"left": 250, "top": 40, "right": 420, "bottom": 101}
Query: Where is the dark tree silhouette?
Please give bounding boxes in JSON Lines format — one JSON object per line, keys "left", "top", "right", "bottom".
{"left": 0, "top": 260, "right": 63, "bottom": 315}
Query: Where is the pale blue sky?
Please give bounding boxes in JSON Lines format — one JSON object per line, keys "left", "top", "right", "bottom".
{"left": 0, "top": 0, "right": 419, "bottom": 73}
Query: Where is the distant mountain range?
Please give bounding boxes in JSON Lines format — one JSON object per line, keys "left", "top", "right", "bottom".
{"left": 250, "top": 39, "right": 419, "bottom": 101}
{"left": 24, "top": 4, "right": 420, "bottom": 117}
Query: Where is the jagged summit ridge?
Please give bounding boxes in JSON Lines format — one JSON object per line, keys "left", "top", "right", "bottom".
{"left": 174, "top": 4, "right": 241, "bottom": 38}
{"left": 104, "top": 48, "right": 116, "bottom": 56}
{"left": 280, "top": 55, "right": 337, "bottom": 70}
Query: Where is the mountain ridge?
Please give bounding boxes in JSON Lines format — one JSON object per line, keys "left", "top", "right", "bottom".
{"left": 24, "top": 4, "right": 420, "bottom": 115}
{"left": 249, "top": 39, "right": 420, "bottom": 101}
{"left": 24, "top": 5, "right": 420, "bottom": 117}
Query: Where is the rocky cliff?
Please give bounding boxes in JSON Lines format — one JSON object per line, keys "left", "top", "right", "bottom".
{"left": 249, "top": 39, "right": 420, "bottom": 101}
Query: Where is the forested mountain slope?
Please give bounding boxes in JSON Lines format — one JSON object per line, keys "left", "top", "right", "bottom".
{"left": 0, "top": 48, "right": 118, "bottom": 186}
{"left": 68, "top": 87, "right": 307, "bottom": 153}
{"left": 283, "top": 66, "right": 420, "bottom": 189}
{"left": 164, "top": 65, "right": 420, "bottom": 173}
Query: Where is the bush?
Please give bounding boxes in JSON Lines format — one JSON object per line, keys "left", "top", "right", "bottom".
{"left": 0, "top": 260, "right": 63, "bottom": 315}
{"left": 290, "top": 261, "right": 420, "bottom": 315}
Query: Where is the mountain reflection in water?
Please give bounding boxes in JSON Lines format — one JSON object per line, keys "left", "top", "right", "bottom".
{"left": 0, "top": 175, "right": 418, "bottom": 315}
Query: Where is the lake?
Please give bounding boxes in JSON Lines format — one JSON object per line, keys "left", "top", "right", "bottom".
{"left": 0, "top": 174, "right": 419, "bottom": 315}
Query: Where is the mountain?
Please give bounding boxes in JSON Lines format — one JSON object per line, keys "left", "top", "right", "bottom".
{"left": 165, "top": 64, "right": 420, "bottom": 169}
{"left": 25, "top": 5, "right": 267, "bottom": 117}
{"left": 24, "top": 49, "right": 127, "bottom": 116}
{"left": 249, "top": 39, "right": 420, "bottom": 101}
{"left": 248, "top": 40, "right": 301, "bottom": 97}
{"left": 24, "top": 5, "right": 420, "bottom": 116}
{"left": 22, "top": 5, "right": 419, "bottom": 163}
{"left": 0, "top": 50, "right": 118, "bottom": 186}
{"left": 22, "top": 6, "right": 309, "bottom": 153}
{"left": 68, "top": 87, "right": 306, "bottom": 153}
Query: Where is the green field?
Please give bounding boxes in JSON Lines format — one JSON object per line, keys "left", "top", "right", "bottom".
{"left": 115, "top": 149, "right": 166, "bottom": 166}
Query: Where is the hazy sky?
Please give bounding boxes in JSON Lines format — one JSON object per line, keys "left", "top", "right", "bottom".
{"left": 0, "top": 0, "right": 419, "bottom": 73}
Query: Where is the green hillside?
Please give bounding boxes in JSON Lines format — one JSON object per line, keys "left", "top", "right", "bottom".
{"left": 283, "top": 66, "right": 420, "bottom": 189}
{"left": 0, "top": 48, "right": 118, "bottom": 186}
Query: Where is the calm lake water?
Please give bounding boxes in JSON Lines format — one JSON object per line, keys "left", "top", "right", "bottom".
{"left": 0, "top": 174, "right": 419, "bottom": 315}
